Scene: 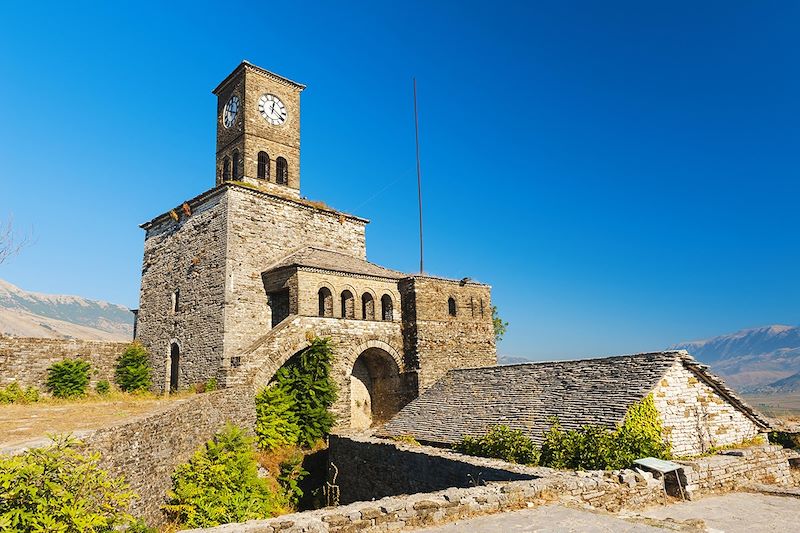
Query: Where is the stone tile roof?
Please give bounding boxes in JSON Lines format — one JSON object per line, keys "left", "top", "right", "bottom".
{"left": 263, "top": 247, "right": 406, "bottom": 280}
{"left": 378, "top": 351, "right": 770, "bottom": 446}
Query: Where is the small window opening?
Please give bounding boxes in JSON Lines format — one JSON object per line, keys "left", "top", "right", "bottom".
{"left": 361, "top": 293, "right": 375, "bottom": 321}
{"left": 341, "top": 290, "right": 354, "bottom": 319}
{"left": 257, "top": 151, "right": 270, "bottom": 180}
{"left": 171, "top": 289, "right": 180, "bottom": 314}
{"left": 232, "top": 150, "right": 240, "bottom": 180}
{"left": 448, "top": 297, "right": 457, "bottom": 317}
{"left": 318, "top": 287, "right": 333, "bottom": 318}
{"left": 222, "top": 157, "right": 231, "bottom": 181}
{"left": 276, "top": 157, "right": 288, "bottom": 185}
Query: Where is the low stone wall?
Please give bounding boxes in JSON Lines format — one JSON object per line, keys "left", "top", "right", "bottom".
{"left": 83, "top": 387, "right": 256, "bottom": 525}
{"left": 328, "top": 433, "right": 543, "bottom": 504}
{"left": 184, "top": 470, "right": 662, "bottom": 533}
{"left": 0, "top": 335, "right": 128, "bottom": 390}
{"left": 674, "top": 444, "right": 793, "bottom": 499}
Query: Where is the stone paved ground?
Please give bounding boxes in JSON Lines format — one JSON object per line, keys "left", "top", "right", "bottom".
{"left": 414, "top": 493, "right": 800, "bottom": 532}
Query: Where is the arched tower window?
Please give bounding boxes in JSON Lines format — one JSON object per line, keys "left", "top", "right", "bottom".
{"left": 341, "top": 290, "right": 354, "bottom": 319}
{"left": 276, "top": 157, "right": 288, "bottom": 185}
{"left": 448, "top": 297, "right": 457, "bottom": 317}
{"left": 257, "top": 151, "right": 270, "bottom": 180}
{"left": 232, "top": 150, "right": 240, "bottom": 180}
{"left": 318, "top": 287, "right": 333, "bottom": 318}
{"left": 222, "top": 157, "right": 231, "bottom": 181}
{"left": 361, "top": 293, "right": 375, "bottom": 321}
{"left": 381, "top": 294, "right": 393, "bottom": 321}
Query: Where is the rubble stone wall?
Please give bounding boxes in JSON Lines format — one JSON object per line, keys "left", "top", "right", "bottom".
{"left": 653, "top": 362, "right": 764, "bottom": 456}
{"left": 0, "top": 336, "right": 128, "bottom": 390}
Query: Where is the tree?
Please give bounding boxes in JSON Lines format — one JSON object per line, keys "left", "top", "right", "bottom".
{"left": 492, "top": 305, "right": 508, "bottom": 343}
{"left": 0, "top": 215, "right": 30, "bottom": 266}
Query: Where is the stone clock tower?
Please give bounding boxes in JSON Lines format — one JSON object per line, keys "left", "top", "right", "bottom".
{"left": 212, "top": 61, "right": 305, "bottom": 197}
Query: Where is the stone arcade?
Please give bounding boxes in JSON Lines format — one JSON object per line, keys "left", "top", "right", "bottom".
{"left": 135, "top": 62, "right": 496, "bottom": 427}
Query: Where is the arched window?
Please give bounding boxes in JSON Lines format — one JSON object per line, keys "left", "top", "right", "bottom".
{"left": 257, "top": 151, "right": 270, "bottom": 180}
{"left": 232, "top": 150, "right": 240, "bottom": 180}
{"left": 381, "top": 294, "right": 393, "bottom": 321}
{"left": 341, "top": 290, "right": 354, "bottom": 319}
{"left": 318, "top": 287, "right": 333, "bottom": 318}
{"left": 448, "top": 297, "right": 457, "bottom": 317}
{"left": 276, "top": 157, "right": 288, "bottom": 185}
{"left": 222, "top": 157, "right": 231, "bottom": 181}
{"left": 361, "top": 293, "right": 375, "bottom": 321}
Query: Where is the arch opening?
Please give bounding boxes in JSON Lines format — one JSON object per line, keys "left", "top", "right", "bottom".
{"left": 350, "top": 347, "right": 402, "bottom": 429}
{"left": 361, "top": 292, "right": 375, "bottom": 321}
{"left": 318, "top": 287, "right": 333, "bottom": 317}
{"left": 232, "top": 149, "right": 240, "bottom": 180}
{"left": 341, "top": 290, "right": 354, "bottom": 319}
{"left": 257, "top": 151, "right": 270, "bottom": 180}
{"left": 380, "top": 294, "right": 393, "bottom": 321}
{"left": 276, "top": 157, "right": 288, "bottom": 185}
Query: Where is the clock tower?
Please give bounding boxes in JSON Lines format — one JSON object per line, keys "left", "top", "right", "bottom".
{"left": 212, "top": 61, "right": 305, "bottom": 196}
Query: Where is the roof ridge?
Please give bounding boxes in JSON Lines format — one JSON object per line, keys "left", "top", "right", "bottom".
{"left": 455, "top": 350, "right": 688, "bottom": 373}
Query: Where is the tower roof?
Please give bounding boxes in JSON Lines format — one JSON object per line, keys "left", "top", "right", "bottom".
{"left": 212, "top": 60, "right": 306, "bottom": 95}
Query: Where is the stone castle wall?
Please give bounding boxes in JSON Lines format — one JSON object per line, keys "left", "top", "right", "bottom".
{"left": 400, "top": 277, "right": 496, "bottom": 390}
{"left": 86, "top": 387, "right": 257, "bottom": 525}
{"left": 222, "top": 186, "right": 368, "bottom": 368}
{"left": 653, "top": 362, "right": 764, "bottom": 456}
{"left": 137, "top": 190, "right": 229, "bottom": 393}
{"left": 0, "top": 336, "right": 128, "bottom": 390}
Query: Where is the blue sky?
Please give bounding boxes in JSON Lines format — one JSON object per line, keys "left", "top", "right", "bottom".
{"left": 1, "top": 1, "right": 798, "bottom": 360}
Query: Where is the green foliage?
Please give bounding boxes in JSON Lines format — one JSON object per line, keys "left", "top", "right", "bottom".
{"left": 0, "top": 382, "right": 39, "bottom": 404}
{"left": 255, "top": 383, "right": 301, "bottom": 451}
{"left": 114, "top": 342, "right": 152, "bottom": 393}
{"left": 277, "top": 451, "right": 308, "bottom": 507}
{"left": 769, "top": 431, "right": 800, "bottom": 450}
{"left": 539, "top": 395, "right": 671, "bottom": 470}
{"left": 46, "top": 359, "right": 92, "bottom": 398}
{"left": 455, "top": 396, "right": 671, "bottom": 471}
{"left": 390, "top": 434, "right": 421, "bottom": 446}
{"left": 454, "top": 425, "right": 539, "bottom": 465}
{"left": 255, "top": 337, "right": 337, "bottom": 450}
{"left": 0, "top": 435, "right": 139, "bottom": 532}
{"left": 491, "top": 305, "right": 508, "bottom": 343}
{"left": 95, "top": 380, "right": 111, "bottom": 395}
{"left": 205, "top": 378, "right": 218, "bottom": 392}
{"left": 163, "top": 424, "right": 285, "bottom": 529}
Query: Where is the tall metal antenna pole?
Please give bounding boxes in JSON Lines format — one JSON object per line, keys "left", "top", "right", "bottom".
{"left": 413, "top": 77, "right": 424, "bottom": 274}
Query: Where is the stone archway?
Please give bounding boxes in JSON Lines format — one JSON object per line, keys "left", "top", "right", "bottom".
{"left": 350, "top": 347, "right": 403, "bottom": 429}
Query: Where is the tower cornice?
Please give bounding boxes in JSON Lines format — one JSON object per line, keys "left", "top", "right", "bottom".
{"left": 212, "top": 60, "right": 306, "bottom": 95}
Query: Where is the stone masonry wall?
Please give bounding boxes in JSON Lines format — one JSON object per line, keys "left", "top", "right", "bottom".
{"left": 673, "top": 444, "right": 792, "bottom": 499}
{"left": 400, "top": 277, "right": 496, "bottom": 390}
{"left": 653, "top": 361, "right": 763, "bottom": 456}
{"left": 137, "top": 190, "right": 228, "bottom": 393}
{"left": 296, "top": 269, "right": 401, "bottom": 322}
{"left": 0, "top": 336, "right": 128, "bottom": 390}
{"left": 222, "top": 186, "right": 368, "bottom": 373}
{"left": 85, "top": 387, "right": 257, "bottom": 525}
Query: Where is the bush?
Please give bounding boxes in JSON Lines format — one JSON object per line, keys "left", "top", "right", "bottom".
{"left": 255, "top": 383, "right": 301, "bottom": 451}
{"left": 255, "top": 337, "right": 337, "bottom": 450}
{"left": 205, "top": 378, "right": 218, "bottom": 392}
{"left": 0, "top": 435, "right": 139, "bottom": 532}
{"left": 46, "top": 359, "right": 92, "bottom": 398}
{"left": 454, "top": 425, "right": 539, "bottom": 465}
{"left": 163, "top": 424, "right": 286, "bottom": 528}
{"left": 95, "top": 380, "right": 111, "bottom": 395}
{"left": 115, "top": 342, "right": 152, "bottom": 393}
{"left": 0, "top": 382, "right": 39, "bottom": 404}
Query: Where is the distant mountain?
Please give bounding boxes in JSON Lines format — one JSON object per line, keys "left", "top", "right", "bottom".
{"left": 750, "top": 371, "right": 800, "bottom": 394}
{"left": 0, "top": 279, "right": 133, "bottom": 341}
{"left": 672, "top": 325, "right": 800, "bottom": 390}
{"left": 498, "top": 355, "right": 536, "bottom": 366}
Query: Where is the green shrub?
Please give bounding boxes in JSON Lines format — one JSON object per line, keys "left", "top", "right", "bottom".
{"left": 163, "top": 424, "right": 285, "bottom": 528}
{"left": 0, "top": 435, "right": 139, "bottom": 532}
{"left": 454, "top": 425, "right": 539, "bottom": 465}
{"left": 114, "top": 342, "right": 152, "bottom": 393}
{"left": 255, "top": 337, "right": 337, "bottom": 450}
{"left": 95, "top": 380, "right": 111, "bottom": 395}
{"left": 0, "top": 382, "right": 39, "bottom": 404}
{"left": 205, "top": 378, "right": 218, "bottom": 392}
{"left": 46, "top": 359, "right": 92, "bottom": 398}
{"left": 277, "top": 450, "right": 308, "bottom": 507}
{"left": 255, "top": 383, "right": 301, "bottom": 451}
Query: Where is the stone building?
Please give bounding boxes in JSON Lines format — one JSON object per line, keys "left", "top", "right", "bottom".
{"left": 135, "top": 61, "right": 496, "bottom": 427}
{"left": 378, "top": 350, "right": 772, "bottom": 457}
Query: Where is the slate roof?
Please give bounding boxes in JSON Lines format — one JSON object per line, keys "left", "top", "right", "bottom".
{"left": 263, "top": 247, "right": 406, "bottom": 280}
{"left": 377, "top": 351, "right": 770, "bottom": 446}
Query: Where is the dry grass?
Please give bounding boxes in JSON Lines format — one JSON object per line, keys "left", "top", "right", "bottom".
{"left": 0, "top": 391, "right": 193, "bottom": 449}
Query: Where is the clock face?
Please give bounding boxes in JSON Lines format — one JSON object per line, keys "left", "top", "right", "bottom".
{"left": 223, "top": 95, "right": 240, "bottom": 128}
{"left": 258, "top": 94, "right": 287, "bottom": 125}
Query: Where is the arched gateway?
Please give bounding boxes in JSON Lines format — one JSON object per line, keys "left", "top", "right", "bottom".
{"left": 350, "top": 347, "right": 403, "bottom": 429}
